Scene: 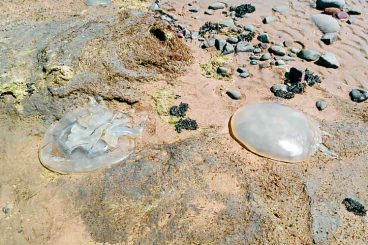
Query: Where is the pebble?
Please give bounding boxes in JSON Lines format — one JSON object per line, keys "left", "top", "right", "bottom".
{"left": 290, "top": 47, "right": 300, "bottom": 54}
{"left": 263, "top": 16, "right": 276, "bottom": 24}
{"left": 2, "top": 203, "right": 13, "bottom": 214}
{"left": 321, "top": 32, "right": 338, "bottom": 45}
{"left": 347, "top": 7, "right": 361, "bottom": 15}
{"left": 312, "top": 14, "right": 340, "bottom": 33}
{"left": 260, "top": 43, "right": 268, "bottom": 49}
{"left": 250, "top": 55, "right": 261, "bottom": 60}
{"left": 316, "top": 100, "right": 328, "bottom": 110}
{"left": 201, "top": 38, "right": 216, "bottom": 49}
{"left": 148, "top": 3, "right": 161, "bottom": 11}
{"left": 335, "top": 11, "right": 349, "bottom": 19}
{"left": 236, "top": 42, "right": 254, "bottom": 52}
{"left": 316, "top": 0, "right": 345, "bottom": 10}
{"left": 223, "top": 43, "right": 235, "bottom": 55}
{"left": 350, "top": 89, "right": 368, "bottom": 103}
{"left": 288, "top": 53, "right": 297, "bottom": 57}
{"left": 318, "top": 52, "right": 340, "bottom": 68}
{"left": 282, "top": 56, "right": 295, "bottom": 61}
{"left": 204, "top": 9, "right": 215, "bottom": 15}
{"left": 347, "top": 18, "right": 357, "bottom": 24}
{"left": 260, "top": 53, "right": 272, "bottom": 61}
{"left": 227, "top": 36, "right": 239, "bottom": 44}
{"left": 219, "top": 18, "right": 235, "bottom": 27}
{"left": 298, "top": 49, "right": 321, "bottom": 61}
{"left": 191, "top": 32, "right": 199, "bottom": 39}
{"left": 215, "top": 38, "right": 226, "bottom": 51}
{"left": 209, "top": 2, "right": 226, "bottom": 10}
{"left": 258, "top": 33, "right": 270, "bottom": 43}
{"left": 271, "top": 84, "right": 288, "bottom": 93}
{"left": 217, "top": 66, "right": 229, "bottom": 75}
{"left": 269, "top": 45, "right": 286, "bottom": 56}
{"left": 244, "top": 24, "right": 255, "bottom": 32}
{"left": 324, "top": 7, "right": 341, "bottom": 15}
{"left": 189, "top": 6, "right": 200, "bottom": 13}
{"left": 239, "top": 72, "right": 250, "bottom": 78}
{"left": 275, "top": 60, "right": 286, "bottom": 66}
{"left": 253, "top": 48, "right": 262, "bottom": 54}
{"left": 272, "top": 5, "right": 289, "bottom": 13}
{"left": 166, "top": 13, "right": 178, "bottom": 21}
{"left": 226, "top": 90, "right": 242, "bottom": 100}
{"left": 237, "top": 67, "right": 247, "bottom": 73}
{"left": 250, "top": 60, "right": 259, "bottom": 65}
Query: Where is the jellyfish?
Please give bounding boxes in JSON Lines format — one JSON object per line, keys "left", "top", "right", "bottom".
{"left": 39, "top": 98, "right": 146, "bottom": 173}
{"left": 230, "top": 102, "right": 336, "bottom": 162}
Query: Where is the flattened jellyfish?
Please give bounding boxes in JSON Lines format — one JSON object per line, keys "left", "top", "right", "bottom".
{"left": 39, "top": 99, "right": 146, "bottom": 173}
{"left": 230, "top": 103, "right": 336, "bottom": 162}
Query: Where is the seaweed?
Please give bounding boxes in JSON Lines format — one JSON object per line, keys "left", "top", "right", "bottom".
{"left": 170, "top": 102, "right": 189, "bottom": 117}
{"left": 175, "top": 118, "right": 198, "bottom": 133}
{"left": 238, "top": 31, "right": 256, "bottom": 42}
{"left": 304, "top": 69, "right": 321, "bottom": 86}
{"left": 273, "top": 89, "right": 295, "bottom": 99}
{"left": 342, "top": 198, "right": 367, "bottom": 216}
{"left": 231, "top": 4, "right": 256, "bottom": 17}
{"left": 199, "top": 22, "right": 223, "bottom": 36}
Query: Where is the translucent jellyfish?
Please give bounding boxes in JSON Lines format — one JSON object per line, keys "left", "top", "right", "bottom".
{"left": 39, "top": 99, "right": 146, "bottom": 173}
{"left": 230, "top": 103, "right": 335, "bottom": 162}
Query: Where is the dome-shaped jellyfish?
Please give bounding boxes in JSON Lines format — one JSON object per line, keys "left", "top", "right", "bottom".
{"left": 230, "top": 103, "right": 335, "bottom": 162}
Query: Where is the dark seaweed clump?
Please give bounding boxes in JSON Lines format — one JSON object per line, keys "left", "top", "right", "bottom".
{"left": 199, "top": 22, "right": 223, "bottom": 36}
{"left": 170, "top": 102, "right": 188, "bottom": 117}
{"left": 175, "top": 118, "right": 198, "bottom": 133}
{"left": 239, "top": 31, "right": 256, "bottom": 42}
{"left": 231, "top": 4, "right": 256, "bottom": 17}
{"left": 304, "top": 69, "right": 322, "bottom": 86}
{"left": 342, "top": 198, "right": 367, "bottom": 216}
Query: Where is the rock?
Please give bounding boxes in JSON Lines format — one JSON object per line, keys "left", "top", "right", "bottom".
{"left": 347, "top": 18, "right": 357, "bottom": 24}
{"left": 226, "top": 36, "right": 239, "bottom": 44}
{"left": 317, "top": 52, "right": 340, "bottom": 68}
{"left": 201, "top": 38, "right": 216, "bottom": 49}
{"left": 275, "top": 60, "right": 286, "bottom": 66}
{"left": 215, "top": 38, "right": 226, "bottom": 51}
{"left": 269, "top": 45, "right": 286, "bottom": 56}
{"left": 260, "top": 53, "right": 272, "bottom": 61}
{"left": 250, "top": 60, "right": 259, "bottom": 65}
{"left": 288, "top": 52, "right": 297, "bottom": 57}
{"left": 298, "top": 49, "right": 321, "bottom": 61}
{"left": 350, "top": 89, "right": 368, "bottom": 103}
{"left": 223, "top": 43, "right": 235, "bottom": 55}
{"left": 324, "top": 7, "right": 341, "bottom": 15}
{"left": 283, "top": 41, "right": 293, "bottom": 47}
{"left": 316, "top": 0, "right": 345, "bottom": 10}
{"left": 288, "top": 67, "right": 304, "bottom": 83}
{"left": 259, "top": 63, "right": 271, "bottom": 69}
{"left": 253, "top": 48, "right": 262, "bottom": 54}
{"left": 250, "top": 55, "right": 261, "bottom": 60}
{"left": 148, "top": 3, "right": 161, "bottom": 11}
{"left": 282, "top": 56, "right": 296, "bottom": 61}
{"left": 236, "top": 42, "right": 254, "bottom": 52}
{"left": 86, "top": 0, "right": 112, "bottom": 6}
{"left": 2, "top": 203, "right": 13, "bottom": 214}
{"left": 271, "top": 84, "right": 288, "bottom": 93}
{"left": 244, "top": 24, "right": 255, "bottom": 32}
{"left": 271, "top": 84, "right": 295, "bottom": 99}
{"left": 189, "top": 6, "right": 200, "bottom": 13}
{"left": 237, "top": 67, "right": 247, "bottom": 73}
{"left": 321, "top": 32, "right": 338, "bottom": 45}
{"left": 258, "top": 33, "right": 270, "bottom": 43}
{"left": 260, "top": 43, "right": 268, "bottom": 49}
{"left": 217, "top": 66, "right": 229, "bottom": 75}
{"left": 239, "top": 72, "right": 250, "bottom": 78}
{"left": 204, "top": 9, "right": 215, "bottom": 15}
{"left": 272, "top": 5, "right": 289, "bottom": 13}
{"left": 166, "top": 13, "right": 178, "bottom": 21}
{"left": 335, "top": 11, "right": 349, "bottom": 19}
{"left": 316, "top": 100, "right": 328, "bottom": 110}
{"left": 209, "top": 2, "right": 226, "bottom": 10}
{"left": 226, "top": 90, "right": 242, "bottom": 100}
{"left": 219, "top": 18, "right": 235, "bottom": 27}
{"left": 312, "top": 14, "right": 340, "bottom": 34}
{"left": 191, "top": 32, "right": 199, "bottom": 39}
{"left": 346, "top": 7, "right": 361, "bottom": 15}
{"left": 291, "top": 47, "right": 300, "bottom": 54}
{"left": 263, "top": 16, "right": 276, "bottom": 24}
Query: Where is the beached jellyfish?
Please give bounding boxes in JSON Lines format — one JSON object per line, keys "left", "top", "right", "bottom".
{"left": 230, "top": 103, "right": 335, "bottom": 162}
{"left": 39, "top": 98, "right": 146, "bottom": 173}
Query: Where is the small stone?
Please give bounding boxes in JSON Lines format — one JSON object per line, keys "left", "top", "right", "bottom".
{"left": 244, "top": 24, "right": 255, "bottom": 32}
{"left": 223, "top": 43, "right": 235, "bottom": 55}
{"left": 260, "top": 43, "right": 268, "bottom": 49}
{"left": 350, "top": 89, "right": 368, "bottom": 103}
{"left": 271, "top": 84, "right": 295, "bottom": 99}
{"left": 283, "top": 41, "right": 293, "bottom": 47}
{"left": 250, "top": 60, "right": 259, "bottom": 65}
{"left": 226, "top": 90, "right": 242, "bottom": 100}
{"left": 288, "top": 52, "right": 297, "bottom": 57}
{"left": 275, "top": 60, "right": 286, "bottom": 66}
{"left": 201, "top": 38, "right": 216, "bottom": 49}
{"left": 316, "top": 0, "right": 345, "bottom": 10}
{"left": 260, "top": 53, "right": 272, "bottom": 61}
{"left": 189, "top": 6, "right": 200, "bottom": 13}
{"left": 316, "top": 100, "right": 328, "bottom": 110}
{"left": 324, "top": 7, "right": 341, "bottom": 15}
{"left": 148, "top": 3, "right": 161, "bottom": 11}
{"left": 227, "top": 36, "right": 239, "bottom": 44}
{"left": 191, "top": 32, "right": 199, "bottom": 39}
{"left": 258, "top": 33, "right": 270, "bottom": 43}
{"left": 263, "top": 16, "right": 276, "bottom": 24}
{"left": 317, "top": 52, "right": 340, "bottom": 68}
{"left": 321, "top": 32, "right": 338, "bottom": 45}
{"left": 272, "top": 5, "right": 289, "bottom": 13}
{"left": 288, "top": 67, "right": 304, "bottom": 83}
{"left": 215, "top": 38, "right": 226, "bottom": 51}
{"left": 271, "top": 84, "right": 288, "bottom": 93}
{"left": 219, "top": 18, "right": 235, "bottom": 27}
{"left": 282, "top": 56, "right": 296, "bottom": 61}
{"left": 236, "top": 42, "right": 254, "bottom": 52}
{"left": 253, "top": 48, "right": 262, "bottom": 54}
{"left": 347, "top": 17, "right": 357, "bottom": 24}
{"left": 239, "top": 72, "right": 250, "bottom": 78}
{"left": 250, "top": 55, "right": 261, "bottom": 60}
{"left": 269, "top": 45, "right": 286, "bottom": 56}
{"left": 237, "top": 67, "right": 247, "bottom": 73}
{"left": 2, "top": 203, "right": 13, "bottom": 214}
{"left": 290, "top": 47, "right": 300, "bottom": 54}
{"left": 298, "top": 49, "right": 321, "bottom": 61}
{"left": 166, "top": 13, "right": 178, "bottom": 21}
{"left": 209, "top": 2, "right": 226, "bottom": 10}
{"left": 347, "top": 7, "right": 361, "bottom": 15}
{"left": 259, "top": 63, "right": 271, "bottom": 69}
{"left": 217, "top": 66, "right": 229, "bottom": 75}
{"left": 204, "top": 9, "right": 215, "bottom": 15}
{"left": 312, "top": 14, "right": 340, "bottom": 33}
{"left": 335, "top": 11, "right": 349, "bottom": 19}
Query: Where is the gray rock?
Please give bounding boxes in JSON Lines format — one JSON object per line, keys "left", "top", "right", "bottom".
{"left": 189, "top": 6, "right": 200, "bottom": 13}
{"left": 226, "top": 36, "right": 239, "bottom": 44}
{"left": 217, "top": 66, "right": 229, "bottom": 75}
{"left": 250, "top": 55, "right": 261, "bottom": 60}
{"left": 298, "top": 49, "right": 321, "bottom": 61}
{"left": 347, "top": 18, "right": 357, "bottom": 25}
{"left": 312, "top": 14, "right": 340, "bottom": 34}
{"left": 275, "top": 60, "right": 286, "bottom": 66}
{"left": 244, "top": 24, "right": 255, "bottom": 32}
{"left": 316, "top": 100, "right": 328, "bottom": 110}
{"left": 288, "top": 52, "right": 297, "bottom": 57}
{"left": 253, "top": 48, "right": 262, "bottom": 54}
{"left": 209, "top": 2, "right": 226, "bottom": 10}
{"left": 236, "top": 42, "right": 254, "bottom": 52}
{"left": 86, "top": 0, "right": 112, "bottom": 6}
{"left": 240, "top": 71, "right": 250, "bottom": 78}
{"left": 321, "top": 32, "right": 338, "bottom": 45}
{"left": 269, "top": 45, "right": 286, "bottom": 56}
{"left": 317, "top": 52, "right": 340, "bottom": 68}
{"left": 219, "top": 18, "right": 235, "bottom": 27}
{"left": 237, "top": 67, "right": 247, "bottom": 73}
{"left": 346, "top": 7, "right": 361, "bottom": 15}
{"left": 191, "top": 32, "right": 199, "bottom": 39}
{"left": 223, "top": 43, "right": 235, "bottom": 55}
{"left": 258, "top": 33, "right": 270, "bottom": 43}
{"left": 263, "top": 16, "right": 276, "bottom": 24}
{"left": 215, "top": 38, "right": 226, "bottom": 51}
{"left": 290, "top": 47, "right": 300, "bottom": 54}
{"left": 282, "top": 56, "right": 296, "bottom": 61}
{"left": 350, "top": 89, "right": 368, "bottom": 103}
{"left": 201, "top": 38, "right": 216, "bottom": 49}
{"left": 250, "top": 60, "right": 259, "bottom": 65}
{"left": 226, "top": 90, "right": 242, "bottom": 100}
{"left": 148, "top": 3, "right": 161, "bottom": 11}
{"left": 316, "top": 0, "right": 345, "bottom": 9}
{"left": 272, "top": 5, "right": 289, "bottom": 13}
{"left": 166, "top": 13, "right": 178, "bottom": 21}
{"left": 271, "top": 84, "right": 288, "bottom": 93}
{"left": 260, "top": 53, "right": 272, "bottom": 61}
{"left": 204, "top": 9, "right": 215, "bottom": 15}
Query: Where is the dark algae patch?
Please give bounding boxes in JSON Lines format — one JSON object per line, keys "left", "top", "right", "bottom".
{"left": 342, "top": 198, "right": 367, "bottom": 216}
{"left": 231, "top": 4, "right": 256, "bottom": 17}
{"left": 170, "top": 102, "right": 188, "bottom": 117}
{"left": 169, "top": 102, "right": 198, "bottom": 133}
